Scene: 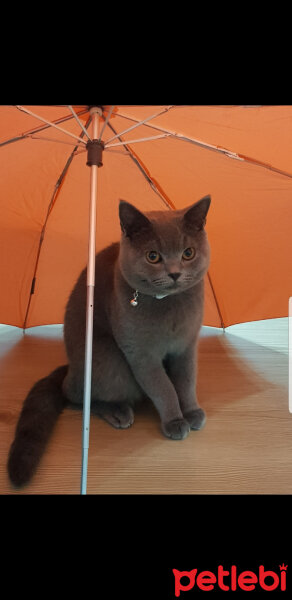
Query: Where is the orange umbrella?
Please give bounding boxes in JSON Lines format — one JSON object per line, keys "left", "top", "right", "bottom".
{"left": 1, "top": 105, "right": 291, "bottom": 490}
{"left": 1, "top": 105, "right": 291, "bottom": 331}
{"left": 0, "top": 106, "right": 292, "bottom": 327}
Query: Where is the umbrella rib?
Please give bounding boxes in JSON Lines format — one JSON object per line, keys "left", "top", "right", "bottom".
{"left": 68, "top": 106, "right": 92, "bottom": 141}
{"left": 22, "top": 116, "right": 92, "bottom": 330}
{"left": 207, "top": 271, "right": 225, "bottom": 330}
{"left": 105, "top": 120, "right": 226, "bottom": 330}
{"left": 106, "top": 121, "right": 176, "bottom": 210}
{"left": 98, "top": 105, "right": 115, "bottom": 141}
{"left": 0, "top": 109, "right": 89, "bottom": 148}
{"left": 15, "top": 106, "right": 88, "bottom": 146}
{"left": 107, "top": 111, "right": 226, "bottom": 329}
{"left": 105, "top": 133, "right": 171, "bottom": 148}
{"left": 105, "top": 106, "right": 174, "bottom": 144}
{"left": 28, "top": 134, "right": 83, "bottom": 146}
{"left": 115, "top": 111, "right": 292, "bottom": 180}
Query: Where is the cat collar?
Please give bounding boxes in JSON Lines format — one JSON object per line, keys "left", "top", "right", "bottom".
{"left": 130, "top": 290, "right": 168, "bottom": 306}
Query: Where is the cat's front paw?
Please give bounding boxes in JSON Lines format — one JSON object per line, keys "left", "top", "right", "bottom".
{"left": 162, "top": 418, "right": 190, "bottom": 440}
{"left": 184, "top": 408, "right": 206, "bottom": 430}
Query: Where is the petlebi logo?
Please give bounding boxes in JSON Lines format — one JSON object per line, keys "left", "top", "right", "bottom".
{"left": 173, "top": 564, "right": 288, "bottom": 594}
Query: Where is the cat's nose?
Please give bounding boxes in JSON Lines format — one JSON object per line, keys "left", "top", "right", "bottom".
{"left": 168, "top": 272, "right": 181, "bottom": 281}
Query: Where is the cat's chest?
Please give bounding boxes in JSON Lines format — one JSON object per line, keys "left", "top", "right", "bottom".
{"left": 154, "top": 312, "right": 192, "bottom": 354}
{"left": 112, "top": 294, "right": 200, "bottom": 356}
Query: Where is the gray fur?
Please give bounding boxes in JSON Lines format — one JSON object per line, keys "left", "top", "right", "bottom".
{"left": 8, "top": 195, "right": 211, "bottom": 487}
{"left": 63, "top": 195, "right": 211, "bottom": 439}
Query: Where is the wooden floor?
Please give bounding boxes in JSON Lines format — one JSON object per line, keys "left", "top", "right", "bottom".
{"left": 0, "top": 318, "right": 290, "bottom": 494}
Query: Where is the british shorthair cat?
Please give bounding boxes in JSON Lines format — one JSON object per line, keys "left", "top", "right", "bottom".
{"left": 8, "top": 195, "right": 211, "bottom": 487}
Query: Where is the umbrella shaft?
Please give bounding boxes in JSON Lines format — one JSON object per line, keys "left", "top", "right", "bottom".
{"left": 81, "top": 283, "right": 95, "bottom": 494}
{"left": 81, "top": 163, "right": 97, "bottom": 493}
{"left": 81, "top": 109, "right": 101, "bottom": 495}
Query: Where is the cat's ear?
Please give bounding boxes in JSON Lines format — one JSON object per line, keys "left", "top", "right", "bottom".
{"left": 183, "top": 195, "right": 211, "bottom": 232}
{"left": 119, "top": 200, "right": 152, "bottom": 239}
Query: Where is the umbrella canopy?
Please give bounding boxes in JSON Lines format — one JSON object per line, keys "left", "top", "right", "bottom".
{"left": 0, "top": 105, "right": 291, "bottom": 330}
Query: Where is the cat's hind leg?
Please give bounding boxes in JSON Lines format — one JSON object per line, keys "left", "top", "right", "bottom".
{"left": 90, "top": 400, "right": 134, "bottom": 429}
{"left": 62, "top": 335, "right": 144, "bottom": 429}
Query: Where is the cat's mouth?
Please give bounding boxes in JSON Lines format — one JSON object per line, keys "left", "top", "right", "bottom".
{"left": 167, "top": 284, "right": 179, "bottom": 291}
{"left": 149, "top": 282, "right": 181, "bottom": 299}
{"left": 164, "top": 282, "right": 182, "bottom": 294}
{"left": 147, "top": 278, "right": 194, "bottom": 296}
{"left": 151, "top": 281, "right": 184, "bottom": 294}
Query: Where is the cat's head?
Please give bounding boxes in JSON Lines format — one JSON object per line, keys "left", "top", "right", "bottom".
{"left": 118, "top": 196, "right": 211, "bottom": 298}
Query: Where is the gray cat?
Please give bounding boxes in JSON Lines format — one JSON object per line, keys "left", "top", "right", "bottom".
{"left": 7, "top": 195, "right": 211, "bottom": 487}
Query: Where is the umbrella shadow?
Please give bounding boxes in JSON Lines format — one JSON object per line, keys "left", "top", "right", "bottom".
{"left": 197, "top": 328, "right": 287, "bottom": 417}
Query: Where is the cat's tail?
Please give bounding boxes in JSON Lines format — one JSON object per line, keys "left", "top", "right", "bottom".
{"left": 7, "top": 364, "right": 69, "bottom": 488}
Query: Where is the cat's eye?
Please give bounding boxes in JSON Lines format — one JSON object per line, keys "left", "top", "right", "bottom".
{"left": 146, "top": 250, "right": 161, "bottom": 264}
{"left": 182, "top": 247, "right": 196, "bottom": 260}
